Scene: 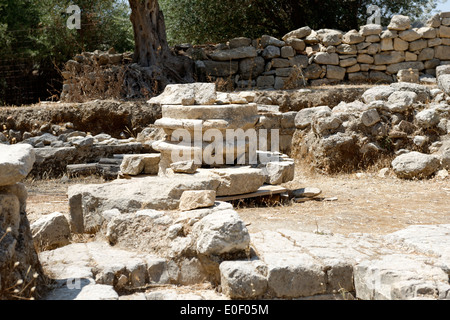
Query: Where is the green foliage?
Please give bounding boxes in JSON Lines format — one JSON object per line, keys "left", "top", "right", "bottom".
{"left": 160, "top": 0, "right": 439, "bottom": 45}
{"left": 0, "top": 0, "right": 134, "bottom": 105}
{"left": 0, "top": 0, "right": 134, "bottom": 61}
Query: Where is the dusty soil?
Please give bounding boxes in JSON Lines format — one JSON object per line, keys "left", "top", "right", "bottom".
{"left": 24, "top": 166, "right": 450, "bottom": 237}
{"left": 0, "top": 100, "right": 161, "bottom": 138}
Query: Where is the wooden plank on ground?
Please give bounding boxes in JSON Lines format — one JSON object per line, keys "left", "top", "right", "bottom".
{"left": 217, "top": 185, "right": 288, "bottom": 202}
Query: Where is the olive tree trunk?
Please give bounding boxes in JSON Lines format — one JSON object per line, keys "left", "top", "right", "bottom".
{"left": 127, "top": 0, "right": 193, "bottom": 91}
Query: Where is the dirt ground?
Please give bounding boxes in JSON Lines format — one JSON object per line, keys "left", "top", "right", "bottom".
{"left": 24, "top": 165, "right": 450, "bottom": 237}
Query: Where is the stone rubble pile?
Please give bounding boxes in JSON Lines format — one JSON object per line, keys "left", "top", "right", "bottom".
{"left": 0, "top": 144, "right": 46, "bottom": 299}
{"left": 119, "top": 83, "right": 296, "bottom": 192}
{"left": 292, "top": 80, "right": 450, "bottom": 178}
{"left": 188, "top": 13, "right": 450, "bottom": 89}
{"left": 62, "top": 13, "right": 450, "bottom": 94}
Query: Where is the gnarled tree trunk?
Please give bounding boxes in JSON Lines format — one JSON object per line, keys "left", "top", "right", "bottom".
{"left": 127, "top": 0, "right": 193, "bottom": 92}
{"left": 128, "top": 0, "right": 170, "bottom": 67}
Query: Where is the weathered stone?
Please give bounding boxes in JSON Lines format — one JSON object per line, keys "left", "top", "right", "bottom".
{"left": 360, "top": 24, "right": 382, "bottom": 36}
{"left": 179, "top": 190, "right": 216, "bottom": 211}
{"left": 0, "top": 144, "right": 35, "bottom": 186}
{"left": 68, "top": 175, "right": 222, "bottom": 233}
{"left": 336, "top": 44, "right": 357, "bottom": 55}
{"left": 369, "top": 71, "right": 393, "bottom": 83}
{"left": 342, "top": 30, "right": 365, "bottom": 44}
{"left": 366, "top": 35, "right": 380, "bottom": 43}
{"left": 439, "top": 26, "right": 450, "bottom": 38}
{"left": 417, "top": 27, "right": 437, "bottom": 39}
{"left": 281, "top": 46, "right": 295, "bottom": 58}
{"left": 388, "top": 15, "right": 411, "bottom": 31}
{"left": 428, "top": 38, "right": 442, "bottom": 47}
{"left": 261, "top": 35, "right": 285, "bottom": 48}
{"left": 228, "top": 37, "right": 252, "bottom": 49}
{"left": 348, "top": 72, "right": 369, "bottom": 81}
{"left": 415, "top": 109, "right": 440, "bottom": 128}
{"left": 204, "top": 167, "right": 266, "bottom": 197}
{"left": 418, "top": 48, "right": 435, "bottom": 61}
{"left": 220, "top": 261, "right": 268, "bottom": 299}
{"left": 282, "top": 27, "right": 312, "bottom": 40}
{"left": 326, "top": 65, "right": 346, "bottom": 80}
{"left": 303, "top": 64, "right": 323, "bottom": 79}
{"left": 362, "top": 86, "right": 395, "bottom": 103}
{"left": 426, "top": 14, "right": 441, "bottom": 28}
{"left": 399, "top": 29, "right": 422, "bottom": 42}
{"left": 262, "top": 45, "right": 281, "bottom": 59}
{"left": 387, "top": 91, "right": 418, "bottom": 112}
{"left": 340, "top": 58, "right": 357, "bottom": 68}
{"left": 354, "top": 254, "right": 449, "bottom": 300}
{"left": 262, "top": 160, "right": 295, "bottom": 185}
{"left": 295, "top": 106, "right": 332, "bottom": 129}
{"left": 393, "top": 38, "right": 409, "bottom": 51}
{"left": 239, "top": 56, "right": 265, "bottom": 80}
{"left": 275, "top": 67, "right": 294, "bottom": 77}
{"left": 405, "top": 52, "right": 417, "bottom": 61}
{"left": 170, "top": 160, "right": 200, "bottom": 174}
{"left": 347, "top": 64, "right": 361, "bottom": 73}
{"left": 289, "top": 55, "right": 309, "bottom": 68}
{"left": 120, "top": 154, "right": 160, "bottom": 176}
{"left": 380, "top": 38, "right": 394, "bottom": 51}
{"left": 316, "top": 29, "right": 343, "bottom": 46}
{"left": 314, "top": 52, "right": 339, "bottom": 65}
{"left": 389, "top": 82, "right": 431, "bottom": 102}
{"left": 435, "top": 46, "right": 450, "bottom": 60}
{"left": 392, "top": 152, "right": 441, "bottom": 179}
{"left": 209, "top": 46, "right": 257, "bottom": 61}
{"left": 357, "top": 54, "right": 374, "bottom": 64}
{"left": 257, "top": 75, "right": 275, "bottom": 88}
{"left": 361, "top": 109, "right": 381, "bottom": 126}
{"left": 192, "top": 210, "right": 250, "bottom": 255}
{"left": 386, "top": 62, "right": 425, "bottom": 74}
{"left": 438, "top": 74, "right": 450, "bottom": 96}
{"left": 397, "top": 69, "right": 419, "bottom": 83}
{"left": 409, "top": 39, "right": 428, "bottom": 51}
{"left": 284, "top": 38, "right": 306, "bottom": 51}
{"left": 31, "top": 212, "right": 71, "bottom": 251}
{"left": 203, "top": 60, "right": 239, "bottom": 77}
{"left": 149, "top": 83, "right": 217, "bottom": 105}
{"left": 374, "top": 51, "right": 405, "bottom": 65}
{"left": 292, "top": 187, "right": 322, "bottom": 198}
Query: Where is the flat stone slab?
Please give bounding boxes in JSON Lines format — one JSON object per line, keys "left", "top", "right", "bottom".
{"left": 220, "top": 226, "right": 450, "bottom": 300}
{"left": 197, "top": 167, "right": 266, "bottom": 197}
{"left": 148, "top": 83, "right": 217, "bottom": 106}
{"left": 0, "top": 144, "right": 35, "bottom": 186}
{"left": 68, "top": 175, "right": 221, "bottom": 233}
{"left": 40, "top": 242, "right": 168, "bottom": 300}
{"left": 161, "top": 104, "right": 258, "bottom": 121}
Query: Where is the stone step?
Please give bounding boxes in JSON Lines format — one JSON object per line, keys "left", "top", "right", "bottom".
{"left": 220, "top": 226, "right": 450, "bottom": 300}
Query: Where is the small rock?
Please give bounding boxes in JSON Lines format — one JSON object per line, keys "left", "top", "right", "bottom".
{"left": 170, "top": 160, "right": 200, "bottom": 174}
{"left": 436, "top": 169, "right": 449, "bottom": 180}
{"left": 292, "top": 187, "right": 322, "bottom": 198}
{"left": 378, "top": 168, "right": 390, "bottom": 178}
{"left": 31, "top": 212, "right": 71, "bottom": 251}
{"left": 392, "top": 151, "right": 441, "bottom": 179}
{"left": 179, "top": 190, "right": 216, "bottom": 211}
{"left": 361, "top": 109, "right": 381, "bottom": 126}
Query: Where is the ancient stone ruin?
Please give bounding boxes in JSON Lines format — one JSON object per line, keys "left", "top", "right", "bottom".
{"left": 0, "top": 144, "right": 47, "bottom": 300}
{"left": 1, "top": 13, "right": 450, "bottom": 301}
{"left": 61, "top": 13, "right": 450, "bottom": 100}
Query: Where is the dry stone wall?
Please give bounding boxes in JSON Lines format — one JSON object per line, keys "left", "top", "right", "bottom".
{"left": 196, "top": 13, "right": 450, "bottom": 89}
{"left": 61, "top": 13, "right": 450, "bottom": 98}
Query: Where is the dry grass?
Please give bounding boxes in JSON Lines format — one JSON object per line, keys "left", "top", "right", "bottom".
{"left": 237, "top": 163, "right": 450, "bottom": 236}
{"left": 23, "top": 164, "right": 450, "bottom": 238}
